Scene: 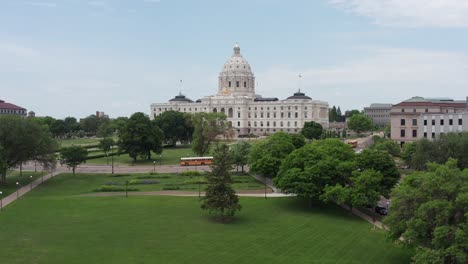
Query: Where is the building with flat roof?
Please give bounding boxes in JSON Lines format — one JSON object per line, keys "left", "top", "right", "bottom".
{"left": 0, "top": 99, "right": 27, "bottom": 117}
{"left": 150, "top": 44, "right": 329, "bottom": 135}
{"left": 391, "top": 96, "right": 468, "bottom": 145}
{"left": 364, "top": 103, "right": 392, "bottom": 128}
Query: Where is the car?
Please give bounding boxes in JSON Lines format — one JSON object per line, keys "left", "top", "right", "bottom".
{"left": 375, "top": 206, "right": 388, "bottom": 215}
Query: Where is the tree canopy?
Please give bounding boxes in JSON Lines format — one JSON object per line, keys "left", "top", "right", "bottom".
{"left": 191, "top": 112, "right": 230, "bottom": 156}
{"left": 117, "top": 112, "right": 164, "bottom": 162}
{"left": 0, "top": 116, "right": 58, "bottom": 184}
{"left": 301, "top": 121, "right": 323, "bottom": 141}
{"left": 230, "top": 141, "right": 251, "bottom": 173}
{"left": 274, "top": 139, "right": 356, "bottom": 201}
{"left": 154, "top": 111, "right": 193, "bottom": 146}
{"left": 60, "top": 146, "right": 88, "bottom": 176}
{"left": 347, "top": 114, "right": 374, "bottom": 135}
{"left": 371, "top": 136, "right": 401, "bottom": 157}
{"left": 249, "top": 132, "right": 297, "bottom": 178}
{"left": 385, "top": 159, "right": 467, "bottom": 264}
{"left": 402, "top": 133, "right": 468, "bottom": 170}
{"left": 201, "top": 144, "right": 241, "bottom": 222}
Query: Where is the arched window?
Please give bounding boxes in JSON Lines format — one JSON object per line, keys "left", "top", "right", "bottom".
{"left": 229, "top": 81, "right": 231, "bottom": 87}
{"left": 236, "top": 81, "right": 240, "bottom": 87}
{"left": 228, "top": 108, "right": 233, "bottom": 118}
{"left": 213, "top": 108, "right": 218, "bottom": 113}
{"left": 280, "top": 121, "right": 283, "bottom": 127}
{"left": 244, "top": 81, "right": 247, "bottom": 87}
{"left": 254, "top": 121, "right": 257, "bottom": 127}
{"left": 237, "top": 121, "right": 240, "bottom": 127}
{"left": 267, "top": 121, "right": 270, "bottom": 127}
{"left": 221, "top": 108, "right": 225, "bottom": 114}
{"left": 273, "top": 121, "right": 276, "bottom": 127}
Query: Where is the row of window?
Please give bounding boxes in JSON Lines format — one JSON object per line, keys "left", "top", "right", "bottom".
{"left": 228, "top": 81, "right": 247, "bottom": 88}
{"left": 400, "top": 129, "right": 418, "bottom": 138}
{"left": 401, "top": 108, "right": 454, "bottom": 114}
{"left": 248, "top": 112, "right": 309, "bottom": 119}
{"left": 0, "top": 109, "right": 26, "bottom": 114}
{"left": 236, "top": 120, "right": 300, "bottom": 128}
{"left": 250, "top": 106, "right": 306, "bottom": 111}
{"left": 401, "top": 118, "right": 464, "bottom": 126}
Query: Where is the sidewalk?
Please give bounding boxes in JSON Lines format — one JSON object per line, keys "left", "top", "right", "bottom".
{"left": 339, "top": 204, "right": 388, "bottom": 230}
{"left": 0, "top": 172, "right": 56, "bottom": 212}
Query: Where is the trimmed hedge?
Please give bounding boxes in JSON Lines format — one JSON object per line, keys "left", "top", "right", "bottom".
{"left": 93, "top": 185, "right": 139, "bottom": 192}
{"left": 179, "top": 171, "right": 202, "bottom": 177}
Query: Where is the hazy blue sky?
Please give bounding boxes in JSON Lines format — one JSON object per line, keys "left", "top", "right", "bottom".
{"left": 1, "top": 0, "right": 468, "bottom": 118}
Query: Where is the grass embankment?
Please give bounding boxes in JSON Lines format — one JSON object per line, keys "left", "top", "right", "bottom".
{"left": 0, "top": 171, "right": 45, "bottom": 199}
{"left": 0, "top": 173, "right": 412, "bottom": 264}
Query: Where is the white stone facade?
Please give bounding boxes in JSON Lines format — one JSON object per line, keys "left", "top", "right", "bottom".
{"left": 150, "top": 45, "right": 329, "bottom": 135}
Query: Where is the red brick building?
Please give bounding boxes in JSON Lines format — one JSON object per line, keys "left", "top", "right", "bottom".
{"left": 0, "top": 99, "right": 27, "bottom": 116}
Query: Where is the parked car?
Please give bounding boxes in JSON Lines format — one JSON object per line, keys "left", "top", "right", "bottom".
{"left": 374, "top": 206, "right": 388, "bottom": 216}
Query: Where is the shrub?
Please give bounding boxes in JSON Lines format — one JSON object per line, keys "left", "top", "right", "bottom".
{"left": 179, "top": 170, "right": 201, "bottom": 177}
{"left": 162, "top": 186, "right": 180, "bottom": 190}
{"left": 93, "top": 185, "right": 139, "bottom": 192}
{"left": 109, "top": 173, "right": 131, "bottom": 177}
{"left": 136, "top": 175, "right": 170, "bottom": 179}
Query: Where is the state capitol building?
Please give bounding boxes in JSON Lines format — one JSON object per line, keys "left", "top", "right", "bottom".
{"left": 150, "top": 44, "right": 329, "bottom": 135}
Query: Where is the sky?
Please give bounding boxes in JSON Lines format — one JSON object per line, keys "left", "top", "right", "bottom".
{"left": 1, "top": 0, "right": 468, "bottom": 118}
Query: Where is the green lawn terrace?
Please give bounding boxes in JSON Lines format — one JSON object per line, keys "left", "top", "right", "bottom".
{"left": 0, "top": 173, "right": 412, "bottom": 264}
{"left": 49, "top": 172, "right": 267, "bottom": 193}
{"left": 0, "top": 171, "right": 45, "bottom": 199}
{"left": 86, "top": 145, "right": 198, "bottom": 166}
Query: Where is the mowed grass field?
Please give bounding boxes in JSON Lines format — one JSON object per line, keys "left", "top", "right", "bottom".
{"left": 0, "top": 173, "right": 412, "bottom": 264}
{"left": 86, "top": 145, "right": 198, "bottom": 166}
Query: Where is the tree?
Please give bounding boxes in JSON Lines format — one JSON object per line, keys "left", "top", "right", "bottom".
{"left": 60, "top": 146, "right": 88, "bottom": 176}
{"left": 99, "top": 137, "right": 114, "bottom": 154}
{"left": 80, "top": 115, "right": 110, "bottom": 136}
{"left": 291, "top": 134, "right": 306, "bottom": 149}
{"left": 329, "top": 106, "right": 337, "bottom": 122}
{"left": 321, "top": 170, "right": 383, "bottom": 213}
{"left": 372, "top": 137, "right": 401, "bottom": 157}
{"left": 201, "top": 144, "right": 241, "bottom": 222}
{"left": 274, "top": 139, "right": 356, "bottom": 204}
{"left": 301, "top": 121, "right": 323, "bottom": 141}
{"left": 356, "top": 149, "right": 400, "bottom": 197}
{"left": 249, "top": 132, "right": 296, "bottom": 178}
{"left": 63, "top": 117, "right": 81, "bottom": 137}
{"left": 191, "top": 112, "right": 230, "bottom": 156}
{"left": 97, "top": 122, "right": 114, "bottom": 138}
{"left": 118, "top": 112, "right": 164, "bottom": 162}
{"left": 50, "top": 119, "right": 66, "bottom": 138}
{"left": 231, "top": 141, "right": 251, "bottom": 173}
{"left": 0, "top": 116, "right": 58, "bottom": 184}
{"left": 154, "top": 111, "right": 194, "bottom": 146}
{"left": 347, "top": 114, "right": 373, "bottom": 135}
{"left": 385, "top": 160, "right": 467, "bottom": 264}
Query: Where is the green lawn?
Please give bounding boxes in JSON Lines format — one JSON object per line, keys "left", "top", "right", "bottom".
{"left": 37, "top": 172, "right": 266, "bottom": 193}
{"left": 86, "top": 145, "right": 197, "bottom": 165}
{"left": 0, "top": 173, "right": 412, "bottom": 264}
{"left": 0, "top": 171, "right": 45, "bottom": 199}
{"left": 59, "top": 137, "right": 103, "bottom": 147}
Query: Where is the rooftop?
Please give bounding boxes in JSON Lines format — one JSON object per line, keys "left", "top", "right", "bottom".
{"left": 0, "top": 99, "right": 26, "bottom": 110}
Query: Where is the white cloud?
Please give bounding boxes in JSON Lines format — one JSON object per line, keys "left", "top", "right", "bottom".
{"left": 329, "top": 0, "right": 468, "bottom": 28}
{"left": 257, "top": 47, "right": 468, "bottom": 110}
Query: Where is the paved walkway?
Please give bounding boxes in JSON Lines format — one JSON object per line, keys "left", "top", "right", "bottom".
{"left": 0, "top": 172, "right": 56, "bottom": 212}
{"left": 80, "top": 190, "right": 292, "bottom": 198}
{"left": 339, "top": 204, "right": 387, "bottom": 230}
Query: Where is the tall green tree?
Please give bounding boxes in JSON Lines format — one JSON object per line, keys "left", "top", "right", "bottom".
{"left": 301, "top": 121, "right": 323, "bottom": 141}
{"left": 231, "top": 141, "right": 251, "bottom": 173}
{"left": 0, "top": 116, "right": 58, "bottom": 184}
{"left": 274, "top": 139, "right": 356, "bottom": 204}
{"left": 63, "top": 117, "right": 81, "bottom": 137}
{"left": 60, "top": 146, "right": 88, "bottom": 176}
{"left": 371, "top": 137, "right": 401, "bottom": 157}
{"left": 329, "top": 106, "right": 337, "bottom": 122}
{"left": 385, "top": 159, "right": 467, "bottom": 264}
{"left": 99, "top": 138, "right": 115, "bottom": 154}
{"left": 348, "top": 114, "right": 374, "bottom": 135}
{"left": 356, "top": 149, "right": 400, "bottom": 197}
{"left": 154, "top": 111, "right": 194, "bottom": 146}
{"left": 201, "top": 144, "right": 241, "bottom": 222}
{"left": 191, "top": 112, "right": 230, "bottom": 156}
{"left": 321, "top": 169, "right": 383, "bottom": 213}
{"left": 80, "top": 115, "right": 110, "bottom": 136}
{"left": 118, "top": 112, "right": 164, "bottom": 162}
{"left": 249, "top": 132, "right": 296, "bottom": 178}
{"left": 291, "top": 133, "right": 306, "bottom": 149}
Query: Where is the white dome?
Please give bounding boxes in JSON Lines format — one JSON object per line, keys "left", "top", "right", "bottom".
{"left": 218, "top": 44, "right": 255, "bottom": 97}
{"left": 220, "top": 44, "right": 254, "bottom": 77}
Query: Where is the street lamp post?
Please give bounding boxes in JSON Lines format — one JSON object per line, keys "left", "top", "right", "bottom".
{"left": 106, "top": 153, "right": 109, "bottom": 165}
{"left": 16, "top": 182, "right": 20, "bottom": 199}
{"left": 29, "top": 175, "right": 33, "bottom": 190}
{"left": 386, "top": 201, "right": 390, "bottom": 213}
{"left": 264, "top": 180, "right": 267, "bottom": 199}
{"left": 0, "top": 191, "right": 3, "bottom": 211}
{"left": 153, "top": 161, "right": 156, "bottom": 173}
{"left": 159, "top": 154, "right": 162, "bottom": 167}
